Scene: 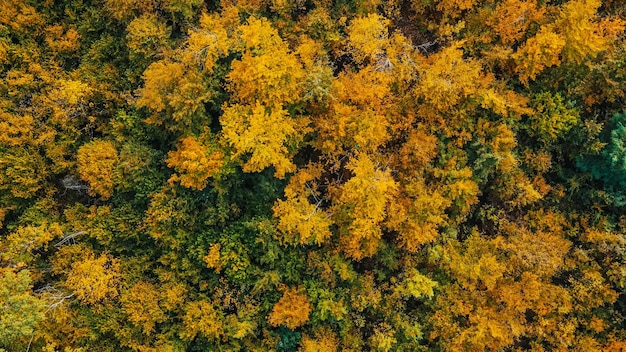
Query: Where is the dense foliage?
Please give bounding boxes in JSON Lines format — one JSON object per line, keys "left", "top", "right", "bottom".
{"left": 1, "top": 0, "right": 626, "bottom": 350}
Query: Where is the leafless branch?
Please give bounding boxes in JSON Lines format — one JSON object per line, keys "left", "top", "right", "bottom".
{"left": 61, "top": 175, "right": 89, "bottom": 192}
{"left": 415, "top": 40, "right": 438, "bottom": 55}
{"left": 35, "top": 285, "right": 76, "bottom": 312}
{"left": 54, "top": 231, "right": 87, "bottom": 247}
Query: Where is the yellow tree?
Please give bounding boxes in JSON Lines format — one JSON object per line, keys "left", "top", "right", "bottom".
{"left": 0, "top": 147, "right": 49, "bottom": 201}
{"left": 414, "top": 43, "right": 485, "bottom": 118}
{"left": 133, "top": 8, "right": 239, "bottom": 135}
{"left": 180, "top": 300, "right": 224, "bottom": 341}
{"left": 45, "top": 79, "right": 94, "bottom": 130}
{"left": 487, "top": 0, "right": 545, "bottom": 45}
{"left": 126, "top": 15, "right": 171, "bottom": 61}
{"left": 387, "top": 179, "right": 450, "bottom": 252}
{"left": 180, "top": 8, "right": 239, "bottom": 73}
{"left": 552, "top": 0, "right": 624, "bottom": 64}
{"left": 268, "top": 286, "right": 312, "bottom": 329}
{"left": 436, "top": 0, "right": 480, "bottom": 19}
{"left": 313, "top": 69, "right": 393, "bottom": 154}
{"left": 64, "top": 251, "right": 121, "bottom": 305}
{"left": 166, "top": 135, "right": 225, "bottom": 190}
{"left": 384, "top": 127, "right": 451, "bottom": 252}
{"left": 0, "top": 0, "right": 43, "bottom": 36}
{"left": 136, "top": 60, "right": 213, "bottom": 133}
{"left": 103, "top": 0, "right": 155, "bottom": 22}
{"left": 429, "top": 209, "right": 586, "bottom": 350}
{"left": 76, "top": 140, "right": 119, "bottom": 200}
{"left": 221, "top": 103, "right": 305, "bottom": 178}
{"left": 0, "top": 222, "right": 63, "bottom": 267}
{"left": 0, "top": 108, "right": 34, "bottom": 147}
{"left": 513, "top": 0, "right": 624, "bottom": 85}
{"left": 345, "top": 14, "right": 390, "bottom": 66}
{"left": 513, "top": 26, "right": 566, "bottom": 85}
{"left": 226, "top": 17, "right": 305, "bottom": 106}
{"left": 272, "top": 163, "right": 333, "bottom": 246}
{"left": 414, "top": 40, "right": 531, "bottom": 133}
{"left": 300, "top": 327, "right": 339, "bottom": 352}
{"left": 333, "top": 153, "right": 398, "bottom": 260}
{"left": 430, "top": 232, "right": 520, "bottom": 350}
{"left": 313, "top": 13, "right": 418, "bottom": 155}
{"left": 218, "top": 16, "right": 309, "bottom": 177}
{"left": 120, "top": 281, "right": 167, "bottom": 336}
{"left": 44, "top": 24, "right": 81, "bottom": 58}
{"left": 294, "top": 37, "right": 334, "bottom": 106}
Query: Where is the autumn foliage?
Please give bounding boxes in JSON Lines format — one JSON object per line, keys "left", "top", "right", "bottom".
{"left": 1, "top": 0, "right": 626, "bottom": 351}
{"left": 268, "top": 286, "right": 312, "bottom": 329}
{"left": 76, "top": 140, "right": 119, "bottom": 199}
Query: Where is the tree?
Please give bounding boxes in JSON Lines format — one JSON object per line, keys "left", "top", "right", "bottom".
{"left": 413, "top": 41, "right": 516, "bottom": 124}
{"left": 166, "top": 135, "right": 225, "bottom": 190}
{"left": 0, "top": 147, "right": 48, "bottom": 200}
{"left": 333, "top": 153, "right": 398, "bottom": 260}
{"left": 0, "top": 222, "right": 63, "bottom": 266}
{"left": 114, "top": 141, "right": 165, "bottom": 201}
{"left": 345, "top": 14, "right": 390, "bottom": 65}
{"left": 487, "top": 0, "right": 545, "bottom": 45}
{"left": 180, "top": 8, "right": 239, "bottom": 74}
{"left": 136, "top": 60, "right": 213, "bottom": 133}
{"left": 180, "top": 300, "right": 224, "bottom": 341}
{"left": 268, "top": 287, "right": 312, "bottom": 330}
{"left": 226, "top": 17, "right": 305, "bottom": 106}
{"left": 300, "top": 327, "right": 339, "bottom": 352}
{"left": 218, "top": 16, "right": 310, "bottom": 178}
{"left": 313, "top": 69, "right": 393, "bottom": 154}
{"left": 103, "top": 0, "right": 156, "bottom": 22}
{"left": 552, "top": 0, "right": 624, "bottom": 65}
{"left": 76, "top": 140, "right": 119, "bottom": 200}
{"left": 272, "top": 164, "right": 333, "bottom": 246}
{"left": 526, "top": 92, "right": 579, "bottom": 145}
{"left": 0, "top": 109, "right": 34, "bottom": 147}
{"left": 0, "top": 0, "right": 43, "bottom": 36}
{"left": 577, "top": 113, "right": 626, "bottom": 202}
{"left": 64, "top": 251, "right": 121, "bottom": 305}
{"left": 121, "top": 281, "right": 167, "bottom": 335}
{"left": 0, "top": 268, "right": 44, "bottom": 350}
{"left": 513, "top": 27, "right": 565, "bottom": 85}
{"left": 386, "top": 179, "right": 450, "bottom": 252}
{"left": 221, "top": 103, "right": 304, "bottom": 178}
{"left": 126, "top": 15, "right": 171, "bottom": 63}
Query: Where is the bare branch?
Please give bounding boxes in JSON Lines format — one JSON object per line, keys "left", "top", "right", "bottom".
{"left": 61, "top": 175, "right": 89, "bottom": 192}
{"left": 54, "top": 231, "right": 87, "bottom": 248}
{"left": 415, "top": 40, "right": 438, "bottom": 55}
{"left": 35, "top": 285, "right": 76, "bottom": 312}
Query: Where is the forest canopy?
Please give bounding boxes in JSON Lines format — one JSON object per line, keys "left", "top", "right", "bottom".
{"left": 1, "top": 0, "right": 626, "bottom": 351}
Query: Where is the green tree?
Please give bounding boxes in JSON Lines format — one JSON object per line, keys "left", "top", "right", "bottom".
{"left": 577, "top": 113, "right": 626, "bottom": 204}
{"left": 0, "top": 269, "right": 45, "bottom": 350}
